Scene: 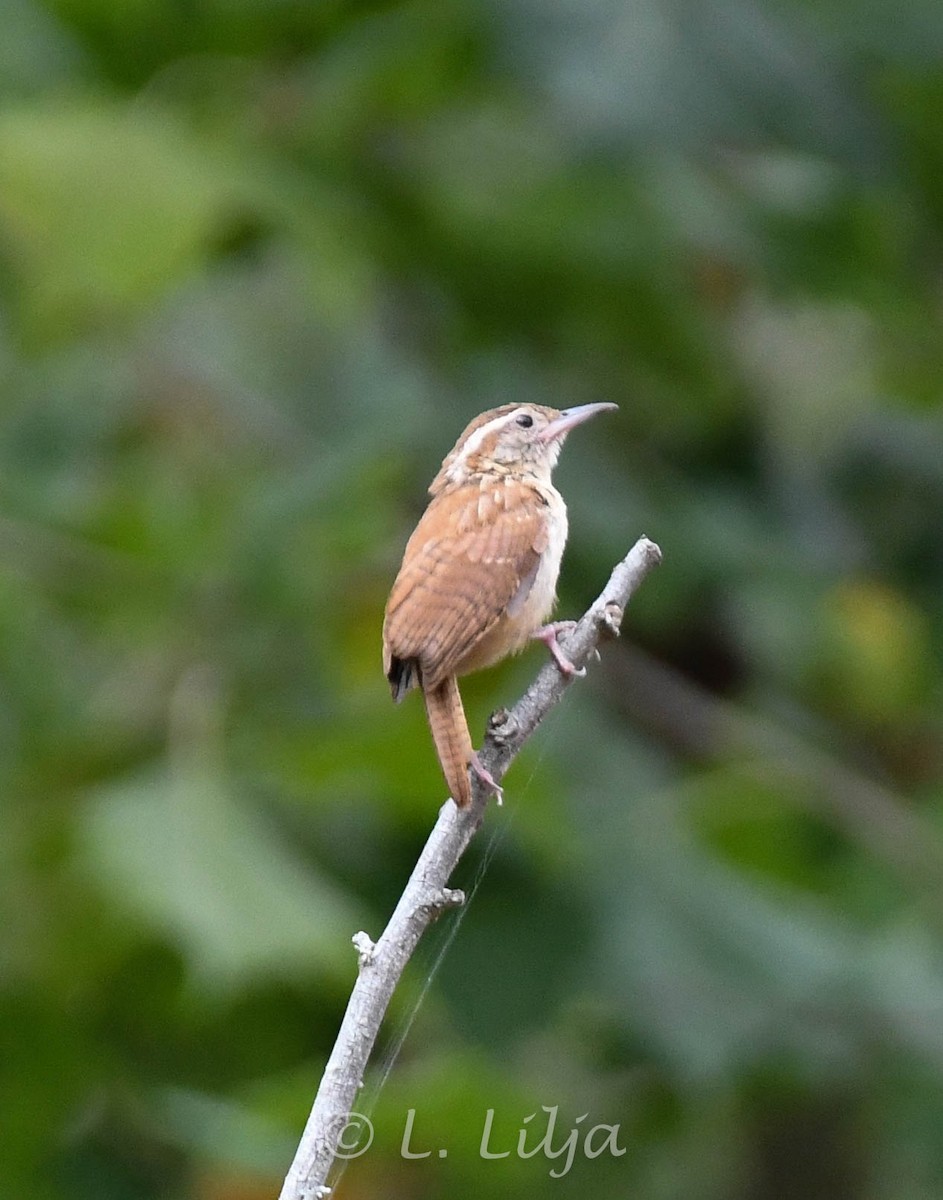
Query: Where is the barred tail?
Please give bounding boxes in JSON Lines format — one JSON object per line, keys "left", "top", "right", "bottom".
{"left": 423, "top": 675, "right": 473, "bottom": 808}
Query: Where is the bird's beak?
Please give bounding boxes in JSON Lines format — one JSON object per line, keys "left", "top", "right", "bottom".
{"left": 538, "top": 402, "right": 618, "bottom": 443}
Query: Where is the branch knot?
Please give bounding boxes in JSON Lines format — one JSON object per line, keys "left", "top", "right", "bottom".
{"left": 599, "top": 600, "right": 624, "bottom": 638}
{"left": 487, "top": 706, "right": 520, "bottom": 745}
{"left": 351, "top": 931, "right": 376, "bottom": 968}
{"left": 422, "top": 887, "right": 465, "bottom": 920}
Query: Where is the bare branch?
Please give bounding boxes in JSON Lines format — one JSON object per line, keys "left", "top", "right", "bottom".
{"left": 278, "top": 536, "right": 662, "bottom": 1200}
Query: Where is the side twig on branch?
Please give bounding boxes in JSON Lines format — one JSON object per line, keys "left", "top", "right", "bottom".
{"left": 278, "top": 535, "right": 663, "bottom": 1200}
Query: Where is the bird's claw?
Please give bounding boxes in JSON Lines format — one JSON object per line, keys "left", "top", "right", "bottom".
{"left": 532, "top": 621, "right": 585, "bottom": 677}
{"left": 470, "top": 751, "right": 504, "bottom": 805}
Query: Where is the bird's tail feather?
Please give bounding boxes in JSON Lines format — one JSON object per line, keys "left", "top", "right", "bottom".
{"left": 423, "top": 676, "right": 473, "bottom": 807}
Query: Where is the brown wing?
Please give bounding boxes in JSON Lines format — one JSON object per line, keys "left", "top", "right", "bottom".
{"left": 383, "top": 480, "right": 549, "bottom": 694}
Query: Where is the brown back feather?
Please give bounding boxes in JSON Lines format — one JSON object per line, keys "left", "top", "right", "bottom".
{"left": 382, "top": 479, "right": 547, "bottom": 691}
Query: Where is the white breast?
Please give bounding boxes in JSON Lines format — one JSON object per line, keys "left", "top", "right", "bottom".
{"left": 502, "top": 485, "right": 567, "bottom": 652}
{"left": 452, "top": 482, "right": 569, "bottom": 676}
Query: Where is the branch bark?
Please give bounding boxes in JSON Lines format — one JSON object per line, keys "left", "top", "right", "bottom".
{"left": 278, "top": 536, "right": 663, "bottom": 1200}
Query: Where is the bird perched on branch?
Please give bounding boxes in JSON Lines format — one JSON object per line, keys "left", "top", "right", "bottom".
{"left": 382, "top": 402, "right": 617, "bottom": 807}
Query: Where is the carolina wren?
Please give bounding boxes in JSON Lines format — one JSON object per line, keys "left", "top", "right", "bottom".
{"left": 382, "top": 402, "right": 617, "bottom": 807}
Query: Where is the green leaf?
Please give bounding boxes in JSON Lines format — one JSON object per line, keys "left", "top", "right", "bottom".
{"left": 78, "top": 762, "right": 362, "bottom": 989}
{"left": 0, "top": 101, "right": 248, "bottom": 338}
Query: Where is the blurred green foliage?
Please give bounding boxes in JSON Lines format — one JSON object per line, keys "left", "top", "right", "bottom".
{"left": 3, "top": 0, "right": 943, "bottom": 1197}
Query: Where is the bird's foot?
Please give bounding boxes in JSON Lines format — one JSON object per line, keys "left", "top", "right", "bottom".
{"left": 470, "top": 751, "right": 504, "bottom": 806}
{"left": 532, "top": 621, "right": 585, "bottom": 677}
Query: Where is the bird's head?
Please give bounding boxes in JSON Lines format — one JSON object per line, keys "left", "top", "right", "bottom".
{"left": 430, "top": 402, "right": 617, "bottom": 492}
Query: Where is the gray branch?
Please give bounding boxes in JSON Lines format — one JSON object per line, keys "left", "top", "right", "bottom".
{"left": 278, "top": 536, "right": 663, "bottom": 1200}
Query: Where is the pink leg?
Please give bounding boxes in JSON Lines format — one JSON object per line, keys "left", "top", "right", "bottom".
{"left": 470, "top": 752, "right": 504, "bottom": 806}
{"left": 532, "top": 621, "right": 585, "bottom": 678}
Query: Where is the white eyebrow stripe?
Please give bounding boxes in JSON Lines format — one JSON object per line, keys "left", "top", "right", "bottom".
{"left": 453, "top": 411, "right": 517, "bottom": 465}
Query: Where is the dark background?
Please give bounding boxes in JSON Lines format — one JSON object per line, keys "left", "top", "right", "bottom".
{"left": 3, "top": 0, "right": 943, "bottom": 1197}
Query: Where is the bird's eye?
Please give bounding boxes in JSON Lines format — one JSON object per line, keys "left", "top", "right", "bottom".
{"left": 516, "top": 412, "right": 534, "bottom": 428}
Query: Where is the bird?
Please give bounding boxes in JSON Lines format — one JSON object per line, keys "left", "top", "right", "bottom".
{"left": 382, "top": 401, "right": 617, "bottom": 807}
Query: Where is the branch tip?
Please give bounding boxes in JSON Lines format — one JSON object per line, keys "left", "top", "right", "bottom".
{"left": 639, "top": 536, "right": 662, "bottom": 566}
